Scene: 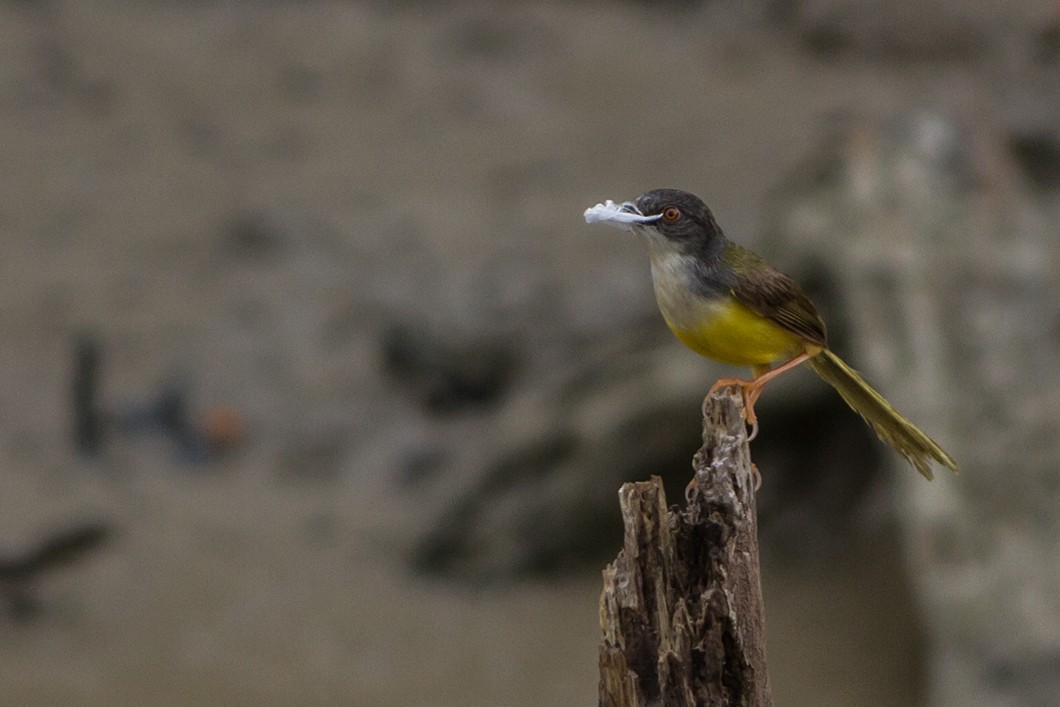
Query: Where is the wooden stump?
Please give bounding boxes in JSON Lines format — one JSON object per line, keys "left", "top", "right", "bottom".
{"left": 598, "top": 388, "right": 771, "bottom": 707}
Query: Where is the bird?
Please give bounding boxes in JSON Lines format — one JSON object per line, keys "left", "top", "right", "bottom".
{"left": 584, "top": 188, "right": 957, "bottom": 480}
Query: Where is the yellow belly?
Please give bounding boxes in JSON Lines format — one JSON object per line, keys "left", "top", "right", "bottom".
{"left": 662, "top": 298, "right": 805, "bottom": 367}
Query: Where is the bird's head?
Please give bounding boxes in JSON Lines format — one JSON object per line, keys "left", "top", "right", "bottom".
{"left": 584, "top": 188, "right": 724, "bottom": 257}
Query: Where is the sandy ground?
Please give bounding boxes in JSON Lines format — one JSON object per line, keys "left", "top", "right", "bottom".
{"left": 0, "top": 1, "right": 1053, "bottom": 704}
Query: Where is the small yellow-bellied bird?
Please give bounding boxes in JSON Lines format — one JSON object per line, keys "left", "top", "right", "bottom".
{"left": 585, "top": 188, "right": 957, "bottom": 480}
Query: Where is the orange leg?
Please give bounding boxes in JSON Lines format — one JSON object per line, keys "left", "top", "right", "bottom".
{"left": 707, "top": 352, "right": 812, "bottom": 440}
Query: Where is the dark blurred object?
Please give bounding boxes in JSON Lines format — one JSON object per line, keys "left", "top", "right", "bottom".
{"left": 0, "top": 521, "right": 111, "bottom": 622}
{"left": 382, "top": 324, "right": 516, "bottom": 414}
{"left": 411, "top": 433, "right": 595, "bottom": 578}
{"left": 794, "top": 1, "right": 987, "bottom": 62}
{"left": 411, "top": 399, "right": 704, "bottom": 580}
{"left": 113, "top": 378, "right": 245, "bottom": 464}
{"left": 753, "top": 389, "right": 880, "bottom": 562}
{"left": 222, "top": 211, "right": 289, "bottom": 259}
{"left": 151, "top": 379, "right": 210, "bottom": 463}
{"left": 72, "top": 335, "right": 104, "bottom": 456}
{"left": 70, "top": 336, "right": 244, "bottom": 464}
{"left": 1038, "top": 18, "right": 1060, "bottom": 64}
{"left": 1009, "top": 132, "right": 1060, "bottom": 190}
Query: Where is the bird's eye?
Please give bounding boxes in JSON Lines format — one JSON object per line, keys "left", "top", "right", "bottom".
{"left": 662, "top": 206, "right": 681, "bottom": 222}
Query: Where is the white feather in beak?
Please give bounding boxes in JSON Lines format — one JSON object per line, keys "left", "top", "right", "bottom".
{"left": 583, "top": 200, "right": 662, "bottom": 230}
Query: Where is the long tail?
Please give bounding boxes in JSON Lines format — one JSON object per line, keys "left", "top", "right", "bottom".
{"left": 810, "top": 348, "right": 957, "bottom": 480}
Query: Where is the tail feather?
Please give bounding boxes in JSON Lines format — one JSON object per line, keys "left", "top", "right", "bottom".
{"left": 810, "top": 348, "right": 957, "bottom": 480}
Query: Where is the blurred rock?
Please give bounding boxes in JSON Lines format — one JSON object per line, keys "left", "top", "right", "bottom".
{"left": 766, "top": 111, "right": 1060, "bottom": 707}
{"left": 793, "top": 0, "right": 993, "bottom": 61}
{"left": 381, "top": 323, "right": 517, "bottom": 414}
{"left": 1009, "top": 132, "right": 1060, "bottom": 190}
{"left": 408, "top": 334, "right": 706, "bottom": 580}
{"left": 1038, "top": 22, "right": 1060, "bottom": 64}
{"left": 223, "top": 211, "right": 290, "bottom": 259}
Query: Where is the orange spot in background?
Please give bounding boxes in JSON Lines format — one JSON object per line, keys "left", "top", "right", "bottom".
{"left": 200, "top": 406, "right": 245, "bottom": 451}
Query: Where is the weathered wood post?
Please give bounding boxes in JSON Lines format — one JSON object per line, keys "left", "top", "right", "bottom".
{"left": 598, "top": 388, "right": 771, "bottom": 707}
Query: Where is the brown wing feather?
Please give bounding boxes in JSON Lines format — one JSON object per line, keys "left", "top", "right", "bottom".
{"left": 723, "top": 245, "right": 828, "bottom": 347}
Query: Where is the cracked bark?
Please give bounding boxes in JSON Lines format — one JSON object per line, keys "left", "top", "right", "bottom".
{"left": 598, "top": 388, "right": 771, "bottom": 707}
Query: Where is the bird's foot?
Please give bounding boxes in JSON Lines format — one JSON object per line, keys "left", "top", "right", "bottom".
{"left": 707, "top": 376, "right": 750, "bottom": 397}
{"left": 685, "top": 476, "right": 697, "bottom": 504}
{"left": 706, "top": 377, "right": 761, "bottom": 440}
{"left": 746, "top": 418, "right": 759, "bottom": 441}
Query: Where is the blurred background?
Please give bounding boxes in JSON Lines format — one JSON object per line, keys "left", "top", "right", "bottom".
{"left": 1, "top": 1, "right": 1058, "bottom": 705}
